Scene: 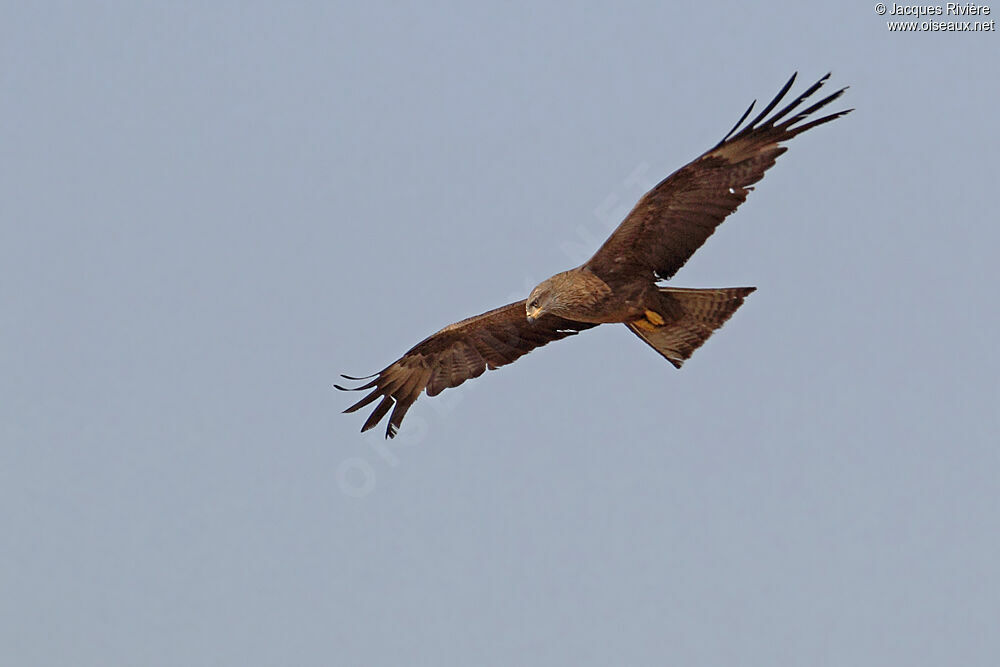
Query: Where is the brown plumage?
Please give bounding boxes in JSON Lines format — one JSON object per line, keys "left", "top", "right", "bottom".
{"left": 338, "top": 73, "right": 851, "bottom": 437}
{"left": 336, "top": 303, "right": 597, "bottom": 438}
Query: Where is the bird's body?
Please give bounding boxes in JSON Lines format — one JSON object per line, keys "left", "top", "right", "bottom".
{"left": 338, "top": 73, "right": 851, "bottom": 437}
{"left": 528, "top": 268, "right": 688, "bottom": 331}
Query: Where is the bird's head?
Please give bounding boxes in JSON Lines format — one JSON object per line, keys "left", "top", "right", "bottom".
{"left": 525, "top": 273, "right": 571, "bottom": 322}
{"left": 526, "top": 269, "right": 610, "bottom": 322}
{"left": 525, "top": 282, "right": 551, "bottom": 322}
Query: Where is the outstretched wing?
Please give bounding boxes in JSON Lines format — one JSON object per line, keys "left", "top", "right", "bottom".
{"left": 336, "top": 301, "right": 597, "bottom": 438}
{"left": 585, "top": 73, "right": 851, "bottom": 282}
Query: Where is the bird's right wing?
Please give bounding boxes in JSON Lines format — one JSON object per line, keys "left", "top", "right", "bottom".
{"left": 585, "top": 73, "right": 851, "bottom": 282}
{"left": 336, "top": 301, "right": 597, "bottom": 438}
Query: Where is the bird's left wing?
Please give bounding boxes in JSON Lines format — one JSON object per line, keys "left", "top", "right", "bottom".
{"left": 336, "top": 301, "right": 596, "bottom": 438}
{"left": 584, "top": 73, "right": 851, "bottom": 282}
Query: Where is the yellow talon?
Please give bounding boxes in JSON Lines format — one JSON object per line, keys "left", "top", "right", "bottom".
{"left": 633, "top": 318, "right": 656, "bottom": 331}
{"left": 644, "top": 309, "right": 665, "bottom": 326}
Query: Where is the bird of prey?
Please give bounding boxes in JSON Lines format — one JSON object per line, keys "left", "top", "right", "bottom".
{"left": 338, "top": 73, "right": 851, "bottom": 438}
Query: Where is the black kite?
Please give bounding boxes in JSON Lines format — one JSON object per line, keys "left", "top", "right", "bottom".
{"left": 338, "top": 73, "right": 851, "bottom": 437}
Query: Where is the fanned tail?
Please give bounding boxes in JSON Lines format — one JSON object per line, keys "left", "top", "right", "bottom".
{"left": 626, "top": 287, "right": 755, "bottom": 368}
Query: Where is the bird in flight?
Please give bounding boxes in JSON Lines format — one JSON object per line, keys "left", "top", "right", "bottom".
{"left": 338, "top": 73, "right": 851, "bottom": 438}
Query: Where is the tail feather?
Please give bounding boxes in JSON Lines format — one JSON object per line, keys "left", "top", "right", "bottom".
{"left": 627, "top": 287, "right": 755, "bottom": 368}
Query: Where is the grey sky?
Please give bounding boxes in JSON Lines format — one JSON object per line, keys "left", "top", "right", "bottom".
{"left": 2, "top": 2, "right": 997, "bottom": 665}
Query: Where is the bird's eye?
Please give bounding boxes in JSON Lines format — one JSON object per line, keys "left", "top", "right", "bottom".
{"left": 529, "top": 300, "right": 539, "bottom": 309}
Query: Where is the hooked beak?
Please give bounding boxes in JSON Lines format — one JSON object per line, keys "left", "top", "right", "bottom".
{"left": 526, "top": 307, "right": 540, "bottom": 323}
